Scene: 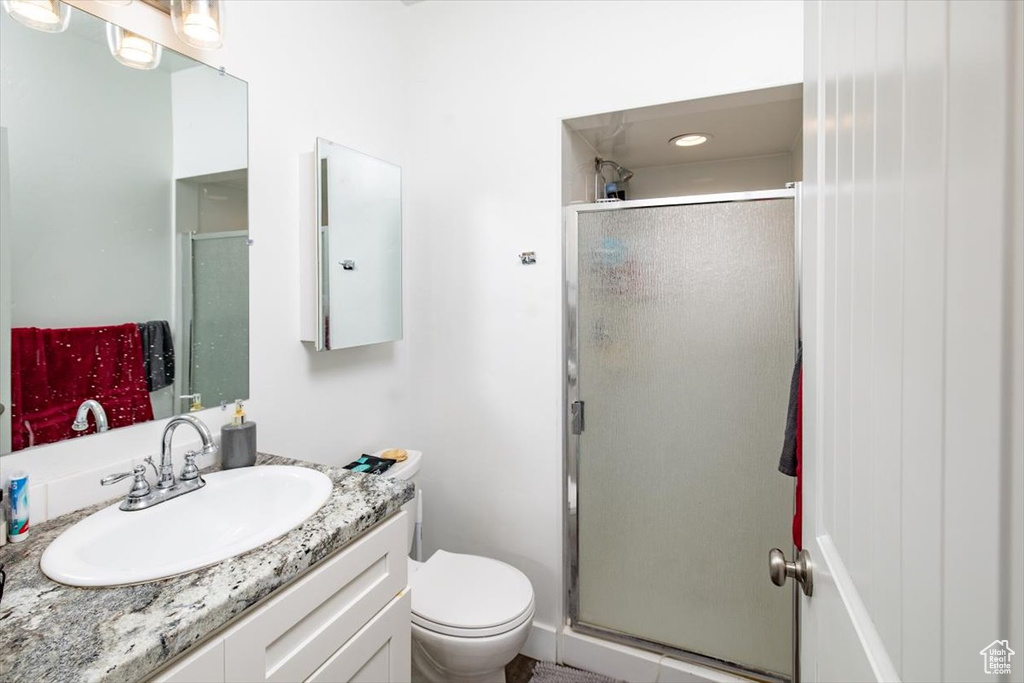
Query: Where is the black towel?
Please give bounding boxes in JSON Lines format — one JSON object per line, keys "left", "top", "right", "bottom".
{"left": 778, "top": 345, "right": 802, "bottom": 477}
{"left": 343, "top": 455, "right": 395, "bottom": 475}
{"left": 137, "top": 321, "right": 175, "bottom": 392}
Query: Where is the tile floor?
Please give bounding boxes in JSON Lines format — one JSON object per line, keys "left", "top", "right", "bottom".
{"left": 506, "top": 654, "right": 540, "bottom": 683}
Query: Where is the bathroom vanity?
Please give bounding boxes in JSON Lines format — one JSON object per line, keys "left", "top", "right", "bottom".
{"left": 0, "top": 455, "right": 414, "bottom": 683}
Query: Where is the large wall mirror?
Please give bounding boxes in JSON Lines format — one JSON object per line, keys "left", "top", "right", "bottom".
{"left": 315, "top": 138, "right": 402, "bottom": 351}
{"left": 0, "top": 4, "right": 248, "bottom": 455}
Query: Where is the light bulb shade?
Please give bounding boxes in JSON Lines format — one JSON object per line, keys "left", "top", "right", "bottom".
{"left": 170, "top": 0, "right": 224, "bottom": 50}
{"left": 106, "top": 23, "right": 162, "bottom": 70}
{"left": 2, "top": 0, "right": 70, "bottom": 33}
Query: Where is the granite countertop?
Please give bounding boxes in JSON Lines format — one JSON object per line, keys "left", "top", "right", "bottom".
{"left": 0, "top": 453, "right": 414, "bottom": 683}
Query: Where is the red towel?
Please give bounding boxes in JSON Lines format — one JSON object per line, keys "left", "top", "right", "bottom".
{"left": 10, "top": 324, "right": 154, "bottom": 451}
{"left": 10, "top": 327, "right": 48, "bottom": 418}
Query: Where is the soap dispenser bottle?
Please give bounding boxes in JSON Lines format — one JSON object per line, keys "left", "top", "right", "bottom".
{"left": 221, "top": 400, "right": 257, "bottom": 469}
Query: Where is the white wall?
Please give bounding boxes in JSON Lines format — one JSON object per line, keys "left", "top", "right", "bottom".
{"left": 628, "top": 152, "right": 795, "bottom": 200}
{"left": 0, "top": 10, "right": 173, "bottom": 329}
{"left": 172, "top": 66, "right": 248, "bottom": 179}
{"left": 563, "top": 126, "right": 598, "bottom": 205}
{"left": 402, "top": 0, "right": 803, "bottom": 642}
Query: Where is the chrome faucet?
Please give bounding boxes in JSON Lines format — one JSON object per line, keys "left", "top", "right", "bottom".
{"left": 101, "top": 414, "right": 219, "bottom": 511}
{"left": 156, "top": 414, "right": 218, "bottom": 488}
{"left": 71, "top": 399, "right": 109, "bottom": 433}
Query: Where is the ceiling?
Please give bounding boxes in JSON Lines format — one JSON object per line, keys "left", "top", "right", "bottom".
{"left": 569, "top": 84, "right": 803, "bottom": 169}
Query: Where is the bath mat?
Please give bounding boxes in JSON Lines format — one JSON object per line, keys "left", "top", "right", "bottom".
{"left": 529, "top": 661, "right": 623, "bottom": 683}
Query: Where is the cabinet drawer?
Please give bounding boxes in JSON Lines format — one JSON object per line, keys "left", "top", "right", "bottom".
{"left": 307, "top": 590, "right": 411, "bottom": 683}
{"left": 224, "top": 512, "right": 408, "bottom": 682}
{"left": 154, "top": 638, "right": 225, "bottom": 683}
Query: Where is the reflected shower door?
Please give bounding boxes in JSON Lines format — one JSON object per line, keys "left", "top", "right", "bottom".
{"left": 189, "top": 232, "right": 249, "bottom": 406}
{"left": 572, "top": 197, "right": 795, "bottom": 679}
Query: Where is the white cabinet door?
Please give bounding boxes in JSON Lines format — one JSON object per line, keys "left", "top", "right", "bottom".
{"left": 801, "top": 1, "right": 1020, "bottom": 680}
{"left": 154, "top": 639, "right": 225, "bottom": 683}
{"left": 224, "top": 512, "right": 408, "bottom": 682}
{"left": 307, "top": 591, "right": 412, "bottom": 683}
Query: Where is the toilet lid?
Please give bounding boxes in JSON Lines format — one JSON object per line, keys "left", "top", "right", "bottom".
{"left": 410, "top": 550, "right": 535, "bottom": 637}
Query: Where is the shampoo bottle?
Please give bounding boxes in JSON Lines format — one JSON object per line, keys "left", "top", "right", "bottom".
{"left": 7, "top": 471, "right": 29, "bottom": 543}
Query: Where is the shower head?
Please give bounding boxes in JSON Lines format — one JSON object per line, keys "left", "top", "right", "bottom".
{"left": 595, "top": 157, "right": 633, "bottom": 184}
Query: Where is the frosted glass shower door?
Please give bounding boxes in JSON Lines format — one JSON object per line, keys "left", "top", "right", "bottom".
{"left": 572, "top": 197, "right": 795, "bottom": 678}
{"left": 189, "top": 232, "right": 249, "bottom": 406}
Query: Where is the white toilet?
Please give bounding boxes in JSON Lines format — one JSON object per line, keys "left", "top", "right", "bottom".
{"left": 380, "top": 450, "right": 535, "bottom": 683}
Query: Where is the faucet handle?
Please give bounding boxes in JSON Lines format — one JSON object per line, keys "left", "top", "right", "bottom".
{"left": 101, "top": 464, "right": 151, "bottom": 501}
{"left": 180, "top": 450, "right": 202, "bottom": 481}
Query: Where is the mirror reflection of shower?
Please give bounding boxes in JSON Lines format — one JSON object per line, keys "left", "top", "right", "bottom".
{"left": 175, "top": 169, "right": 250, "bottom": 419}
{"left": 595, "top": 157, "right": 633, "bottom": 201}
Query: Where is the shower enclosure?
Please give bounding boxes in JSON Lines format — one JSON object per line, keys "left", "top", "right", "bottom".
{"left": 565, "top": 189, "right": 798, "bottom": 682}
{"left": 178, "top": 230, "right": 250, "bottom": 412}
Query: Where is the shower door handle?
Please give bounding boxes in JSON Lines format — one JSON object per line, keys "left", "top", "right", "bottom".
{"left": 769, "top": 548, "right": 813, "bottom": 596}
{"left": 571, "top": 401, "right": 585, "bottom": 435}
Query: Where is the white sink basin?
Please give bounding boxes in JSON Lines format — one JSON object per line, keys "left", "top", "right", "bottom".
{"left": 41, "top": 466, "right": 333, "bottom": 587}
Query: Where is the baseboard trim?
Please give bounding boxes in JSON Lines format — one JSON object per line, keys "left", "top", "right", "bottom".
{"left": 557, "top": 627, "right": 750, "bottom": 683}
{"left": 520, "top": 621, "right": 558, "bottom": 662}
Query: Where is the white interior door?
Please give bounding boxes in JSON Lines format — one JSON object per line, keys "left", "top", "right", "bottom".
{"left": 799, "top": 1, "right": 1023, "bottom": 682}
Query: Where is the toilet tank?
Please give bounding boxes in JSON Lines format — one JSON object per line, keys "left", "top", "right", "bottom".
{"left": 379, "top": 449, "right": 422, "bottom": 555}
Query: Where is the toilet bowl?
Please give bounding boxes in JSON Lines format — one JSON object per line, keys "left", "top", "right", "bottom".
{"left": 380, "top": 450, "right": 535, "bottom": 683}
{"left": 408, "top": 550, "right": 535, "bottom": 683}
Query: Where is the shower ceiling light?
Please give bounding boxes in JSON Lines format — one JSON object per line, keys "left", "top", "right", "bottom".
{"left": 107, "top": 23, "right": 162, "bottom": 70}
{"left": 2, "top": 0, "right": 70, "bottom": 33}
{"left": 670, "top": 133, "right": 712, "bottom": 147}
{"left": 170, "top": 0, "right": 224, "bottom": 50}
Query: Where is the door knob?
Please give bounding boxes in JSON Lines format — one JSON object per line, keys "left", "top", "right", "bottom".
{"left": 769, "top": 548, "right": 813, "bottom": 596}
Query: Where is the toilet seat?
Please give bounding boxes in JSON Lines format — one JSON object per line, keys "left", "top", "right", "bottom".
{"left": 410, "top": 550, "right": 535, "bottom": 638}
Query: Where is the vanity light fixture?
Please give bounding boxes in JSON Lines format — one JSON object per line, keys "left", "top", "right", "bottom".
{"left": 2, "top": 0, "right": 70, "bottom": 33}
{"left": 106, "top": 23, "right": 162, "bottom": 70}
{"left": 170, "top": 0, "right": 224, "bottom": 50}
{"left": 670, "top": 133, "right": 713, "bottom": 147}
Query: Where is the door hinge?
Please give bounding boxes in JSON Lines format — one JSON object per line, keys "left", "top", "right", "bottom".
{"left": 571, "top": 400, "right": 585, "bottom": 435}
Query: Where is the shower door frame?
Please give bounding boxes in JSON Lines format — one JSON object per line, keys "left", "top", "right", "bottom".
{"left": 563, "top": 186, "right": 801, "bottom": 683}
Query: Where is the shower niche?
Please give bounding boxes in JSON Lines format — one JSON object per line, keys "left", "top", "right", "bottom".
{"left": 563, "top": 83, "right": 803, "bottom": 204}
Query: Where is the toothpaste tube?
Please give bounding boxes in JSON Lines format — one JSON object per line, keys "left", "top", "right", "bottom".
{"left": 8, "top": 471, "right": 29, "bottom": 543}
